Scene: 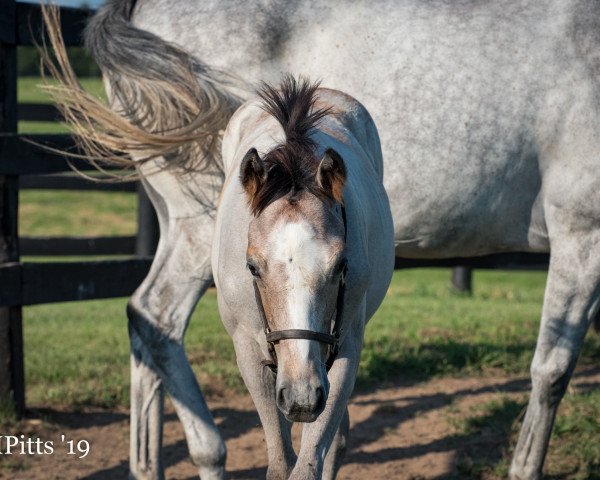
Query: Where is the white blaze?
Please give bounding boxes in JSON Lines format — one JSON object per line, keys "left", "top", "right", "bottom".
{"left": 271, "top": 221, "right": 329, "bottom": 359}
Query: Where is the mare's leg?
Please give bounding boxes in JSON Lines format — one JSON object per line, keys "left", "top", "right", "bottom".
{"left": 129, "top": 332, "right": 164, "bottom": 480}
{"left": 128, "top": 193, "right": 225, "bottom": 479}
{"left": 509, "top": 235, "right": 600, "bottom": 479}
{"left": 228, "top": 328, "right": 296, "bottom": 479}
{"left": 322, "top": 408, "right": 350, "bottom": 480}
{"left": 290, "top": 322, "right": 363, "bottom": 480}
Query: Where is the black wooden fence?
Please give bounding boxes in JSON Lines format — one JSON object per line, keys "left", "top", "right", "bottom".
{"left": 0, "top": 2, "right": 158, "bottom": 417}
{"left": 0, "top": 2, "right": 550, "bottom": 418}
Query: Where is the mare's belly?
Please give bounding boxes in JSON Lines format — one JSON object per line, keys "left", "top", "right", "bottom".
{"left": 389, "top": 152, "right": 549, "bottom": 258}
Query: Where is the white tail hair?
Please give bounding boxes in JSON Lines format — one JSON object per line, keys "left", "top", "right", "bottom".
{"left": 38, "top": 2, "right": 241, "bottom": 178}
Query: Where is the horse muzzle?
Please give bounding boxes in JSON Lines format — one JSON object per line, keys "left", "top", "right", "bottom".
{"left": 276, "top": 377, "right": 329, "bottom": 422}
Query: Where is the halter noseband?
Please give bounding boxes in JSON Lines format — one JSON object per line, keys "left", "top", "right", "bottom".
{"left": 253, "top": 205, "right": 348, "bottom": 373}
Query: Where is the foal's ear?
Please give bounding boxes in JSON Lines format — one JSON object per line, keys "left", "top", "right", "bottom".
{"left": 240, "top": 148, "right": 267, "bottom": 200}
{"left": 317, "top": 148, "right": 346, "bottom": 203}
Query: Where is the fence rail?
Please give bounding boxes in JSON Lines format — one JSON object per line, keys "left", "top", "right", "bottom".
{"left": 0, "top": 2, "right": 92, "bottom": 47}
{"left": 18, "top": 102, "right": 62, "bottom": 122}
{"left": 0, "top": 258, "right": 152, "bottom": 307}
{"left": 0, "top": 133, "right": 108, "bottom": 174}
{"left": 20, "top": 235, "right": 137, "bottom": 256}
{"left": 20, "top": 173, "right": 137, "bottom": 192}
{"left": 394, "top": 252, "right": 549, "bottom": 271}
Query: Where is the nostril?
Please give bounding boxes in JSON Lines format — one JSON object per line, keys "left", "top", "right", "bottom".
{"left": 315, "top": 386, "right": 325, "bottom": 409}
{"left": 315, "top": 386, "right": 323, "bottom": 402}
{"left": 277, "top": 387, "right": 287, "bottom": 409}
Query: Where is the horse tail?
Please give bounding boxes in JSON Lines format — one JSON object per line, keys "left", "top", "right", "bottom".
{"left": 39, "top": 2, "right": 240, "bottom": 175}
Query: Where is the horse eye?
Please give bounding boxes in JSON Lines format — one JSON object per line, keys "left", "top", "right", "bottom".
{"left": 247, "top": 262, "right": 260, "bottom": 278}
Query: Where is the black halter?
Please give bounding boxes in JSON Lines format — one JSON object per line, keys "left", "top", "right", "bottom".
{"left": 253, "top": 205, "right": 348, "bottom": 373}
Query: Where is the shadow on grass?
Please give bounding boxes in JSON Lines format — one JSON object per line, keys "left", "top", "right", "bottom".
{"left": 347, "top": 376, "right": 530, "bottom": 470}
{"left": 28, "top": 408, "right": 129, "bottom": 429}
{"left": 451, "top": 397, "right": 525, "bottom": 478}
{"left": 356, "top": 341, "right": 536, "bottom": 389}
{"left": 347, "top": 367, "right": 600, "bottom": 479}
{"left": 345, "top": 391, "right": 527, "bottom": 479}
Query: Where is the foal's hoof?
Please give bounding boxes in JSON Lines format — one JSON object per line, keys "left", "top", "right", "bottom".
{"left": 287, "top": 464, "right": 319, "bottom": 480}
{"left": 266, "top": 465, "right": 294, "bottom": 480}
{"left": 198, "top": 465, "right": 225, "bottom": 480}
{"left": 508, "top": 465, "right": 542, "bottom": 480}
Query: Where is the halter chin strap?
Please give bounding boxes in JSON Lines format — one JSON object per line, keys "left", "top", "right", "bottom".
{"left": 253, "top": 204, "right": 347, "bottom": 373}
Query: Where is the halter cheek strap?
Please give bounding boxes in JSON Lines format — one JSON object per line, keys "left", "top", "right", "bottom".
{"left": 254, "top": 205, "right": 347, "bottom": 373}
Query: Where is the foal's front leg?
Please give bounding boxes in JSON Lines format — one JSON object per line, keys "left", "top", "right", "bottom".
{"left": 322, "top": 407, "right": 350, "bottom": 480}
{"left": 229, "top": 330, "right": 297, "bottom": 479}
{"left": 290, "top": 328, "right": 363, "bottom": 480}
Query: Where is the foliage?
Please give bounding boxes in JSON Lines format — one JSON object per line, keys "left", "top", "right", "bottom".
{"left": 18, "top": 46, "right": 100, "bottom": 77}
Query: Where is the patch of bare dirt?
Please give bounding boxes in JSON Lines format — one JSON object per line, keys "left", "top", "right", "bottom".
{"left": 1, "top": 367, "right": 599, "bottom": 480}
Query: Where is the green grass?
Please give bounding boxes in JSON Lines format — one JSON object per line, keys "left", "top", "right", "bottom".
{"left": 17, "top": 77, "right": 137, "bottom": 238}
{"left": 23, "top": 291, "right": 238, "bottom": 409}
{"left": 450, "top": 390, "right": 600, "bottom": 479}
{"left": 357, "top": 269, "right": 552, "bottom": 387}
{"left": 548, "top": 389, "right": 600, "bottom": 479}
{"left": 20, "top": 190, "right": 136, "bottom": 236}
{"left": 18, "top": 77, "right": 105, "bottom": 134}
{"left": 357, "top": 268, "right": 600, "bottom": 388}
{"left": 17, "top": 77, "right": 106, "bottom": 103}
{"left": 21, "top": 268, "right": 600, "bottom": 409}
{"left": 452, "top": 396, "right": 526, "bottom": 479}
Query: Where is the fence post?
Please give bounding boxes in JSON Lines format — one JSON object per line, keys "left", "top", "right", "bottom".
{"left": 451, "top": 266, "right": 472, "bottom": 294}
{"left": 0, "top": 0, "right": 25, "bottom": 417}
{"left": 135, "top": 183, "right": 159, "bottom": 257}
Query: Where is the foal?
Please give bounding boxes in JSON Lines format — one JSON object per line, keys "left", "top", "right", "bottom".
{"left": 212, "top": 77, "right": 394, "bottom": 479}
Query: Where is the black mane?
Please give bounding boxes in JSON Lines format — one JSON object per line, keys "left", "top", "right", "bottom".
{"left": 250, "top": 75, "right": 330, "bottom": 215}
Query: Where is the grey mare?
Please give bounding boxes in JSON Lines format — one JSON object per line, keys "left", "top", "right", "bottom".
{"left": 214, "top": 76, "right": 393, "bottom": 479}
{"left": 41, "top": 0, "right": 600, "bottom": 479}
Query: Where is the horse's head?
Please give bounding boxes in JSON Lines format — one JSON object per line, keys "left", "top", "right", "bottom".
{"left": 239, "top": 77, "right": 347, "bottom": 422}
{"left": 242, "top": 146, "right": 346, "bottom": 422}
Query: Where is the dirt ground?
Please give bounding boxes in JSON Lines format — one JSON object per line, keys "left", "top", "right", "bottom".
{"left": 2, "top": 367, "right": 599, "bottom": 480}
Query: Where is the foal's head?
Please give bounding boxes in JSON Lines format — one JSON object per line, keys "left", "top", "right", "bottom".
{"left": 240, "top": 77, "right": 347, "bottom": 422}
